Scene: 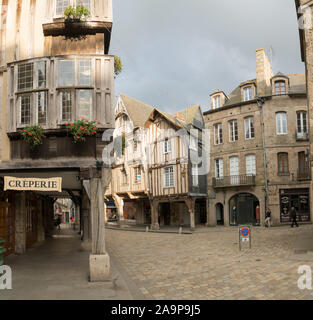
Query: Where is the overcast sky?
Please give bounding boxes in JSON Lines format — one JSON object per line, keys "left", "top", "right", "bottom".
{"left": 110, "top": 0, "right": 304, "bottom": 113}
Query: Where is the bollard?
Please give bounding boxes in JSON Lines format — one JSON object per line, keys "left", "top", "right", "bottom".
{"left": 179, "top": 226, "right": 182, "bottom": 234}
{"left": 146, "top": 226, "right": 149, "bottom": 232}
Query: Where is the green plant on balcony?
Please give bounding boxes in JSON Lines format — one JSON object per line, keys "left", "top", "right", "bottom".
{"left": 114, "top": 56, "right": 123, "bottom": 77}
{"left": 64, "top": 5, "right": 90, "bottom": 22}
{"left": 20, "top": 124, "right": 45, "bottom": 148}
{"left": 66, "top": 117, "right": 98, "bottom": 143}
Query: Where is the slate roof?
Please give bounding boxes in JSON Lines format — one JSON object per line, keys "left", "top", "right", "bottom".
{"left": 224, "top": 73, "right": 306, "bottom": 107}
{"left": 119, "top": 94, "right": 155, "bottom": 128}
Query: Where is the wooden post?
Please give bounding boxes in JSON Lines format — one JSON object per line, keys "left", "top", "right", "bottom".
{"left": 88, "top": 167, "right": 110, "bottom": 282}
{"left": 185, "top": 198, "right": 196, "bottom": 231}
{"left": 15, "top": 192, "right": 26, "bottom": 254}
{"left": 90, "top": 177, "right": 105, "bottom": 254}
{"left": 150, "top": 199, "right": 159, "bottom": 230}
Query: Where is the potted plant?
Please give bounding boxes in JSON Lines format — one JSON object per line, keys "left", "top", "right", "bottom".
{"left": 64, "top": 4, "right": 90, "bottom": 23}
{"left": 20, "top": 125, "right": 45, "bottom": 148}
{"left": 65, "top": 117, "right": 98, "bottom": 143}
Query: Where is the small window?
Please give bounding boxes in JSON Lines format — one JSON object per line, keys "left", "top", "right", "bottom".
{"left": 164, "top": 139, "right": 171, "bottom": 154}
{"left": 297, "top": 111, "right": 307, "bottom": 134}
{"left": 134, "top": 167, "right": 141, "bottom": 183}
{"left": 245, "top": 155, "right": 256, "bottom": 176}
{"left": 276, "top": 112, "right": 287, "bottom": 135}
{"left": 213, "top": 95, "right": 221, "bottom": 109}
{"left": 214, "top": 123, "right": 223, "bottom": 145}
{"left": 215, "top": 159, "right": 224, "bottom": 179}
{"left": 61, "top": 91, "right": 72, "bottom": 121}
{"left": 275, "top": 81, "right": 286, "bottom": 95}
{"left": 77, "top": 90, "right": 92, "bottom": 120}
{"left": 20, "top": 95, "right": 31, "bottom": 125}
{"left": 56, "top": 0, "right": 70, "bottom": 16}
{"left": 18, "top": 63, "right": 34, "bottom": 91}
{"left": 243, "top": 87, "right": 253, "bottom": 102}
{"left": 37, "top": 92, "right": 47, "bottom": 125}
{"left": 229, "top": 120, "right": 238, "bottom": 142}
{"left": 278, "top": 153, "right": 289, "bottom": 174}
{"left": 164, "top": 166, "right": 174, "bottom": 188}
{"left": 78, "top": 60, "right": 92, "bottom": 86}
{"left": 58, "top": 60, "right": 75, "bottom": 87}
{"left": 244, "top": 117, "right": 254, "bottom": 140}
{"left": 37, "top": 61, "right": 47, "bottom": 89}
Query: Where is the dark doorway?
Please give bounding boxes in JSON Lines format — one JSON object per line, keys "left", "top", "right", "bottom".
{"left": 229, "top": 193, "right": 259, "bottom": 226}
{"left": 160, "top": 203, "right": 171, "bottom": 226}
{"left": 216, "top": 203, "right": 224, "bottom": 225}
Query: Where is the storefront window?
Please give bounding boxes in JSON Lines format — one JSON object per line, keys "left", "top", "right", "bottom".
{"left": 280, "top": 189, "right": 310, "bottom": 222}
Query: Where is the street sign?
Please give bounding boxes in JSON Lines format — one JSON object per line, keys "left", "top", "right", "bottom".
{"left": 239, "top": 226, "right": 251, "bottom": 250}
{"left": 208, "top": 194, "right": 216, "bottom": 199}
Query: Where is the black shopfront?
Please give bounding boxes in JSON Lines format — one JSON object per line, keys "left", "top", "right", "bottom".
{"left": 280, "top": 188, "right": 310, "bottom": 223}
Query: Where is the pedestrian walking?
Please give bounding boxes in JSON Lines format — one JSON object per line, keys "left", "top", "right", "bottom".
{"left": 290, "top": 207, "right": 299, "bottom": 228}
{"left": 56, "top": 215, "right": 61, "bottom": 230}
{"left": 265, "top": 208, "right": 271, "bottom": 227}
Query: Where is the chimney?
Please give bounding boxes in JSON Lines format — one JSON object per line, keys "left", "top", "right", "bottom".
{"left": 256, "top": 48, "right": 273, "bottom": 96}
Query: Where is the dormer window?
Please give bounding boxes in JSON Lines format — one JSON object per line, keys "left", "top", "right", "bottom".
{"left": 213, "top": 95, "right": 221, "bottom": 109}
{"left": 243, "top": 86, "right": 253, "bottom": 102}
{"left": 274, "top": 81, "right": 286, "bottom": 96}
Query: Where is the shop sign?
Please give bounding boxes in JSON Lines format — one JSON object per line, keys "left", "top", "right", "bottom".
{"left": 4, "top": 176, "right": 62, "bottom": 192}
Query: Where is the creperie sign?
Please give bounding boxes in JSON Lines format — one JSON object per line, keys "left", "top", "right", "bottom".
{"left": 4, "top": 177, "right": 62, "bottom": 192}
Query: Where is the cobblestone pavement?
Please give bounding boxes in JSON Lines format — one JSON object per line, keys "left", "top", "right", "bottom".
{"left": 106, "top": 225, "right": 313, "bottom": 300}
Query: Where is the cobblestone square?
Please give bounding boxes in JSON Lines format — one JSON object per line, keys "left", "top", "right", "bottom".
{"left": 106, "top": 225, "right": 313, "bottom": 300}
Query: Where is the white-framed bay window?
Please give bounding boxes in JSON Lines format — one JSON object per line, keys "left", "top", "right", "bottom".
{"left": 55, "top": 0, "right": 91, "bottom": 17}
{"left": 57, "top": 58, "right": 94, "bottom": 122}
{"left": 164, "top": 166, "right": 174, "bottom": 188}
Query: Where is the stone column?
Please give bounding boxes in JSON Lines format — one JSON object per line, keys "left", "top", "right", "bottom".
{"left": 15, "top": 192, "right": 26, "bottom": 254}
{"left": 185, "top": 198, "right": 196, "bottom": 231}
{"left": 89, "top": 174, "right": 110, "bottom": 281}
{"left": 206, "top": 198, "right": 216, "bottom": 227}
{"left": 150, "top": 199, "right": 159, "bottom": 230}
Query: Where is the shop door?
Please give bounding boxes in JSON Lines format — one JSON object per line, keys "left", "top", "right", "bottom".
{"left": 0, "top": 193, "right": 15, "bottom": 256}
{"left": 26, "top": 196, "right": 38, "bottom": 248}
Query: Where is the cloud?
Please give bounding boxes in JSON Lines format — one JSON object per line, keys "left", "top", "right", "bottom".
{"left": 110, "top": 0, "right": 304, "bottom": 113}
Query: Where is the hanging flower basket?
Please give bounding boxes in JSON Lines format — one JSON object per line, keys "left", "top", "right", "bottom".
{"left": 20, "top": 125, "right": 45, "bottom": 148}
{"left": 66, "top": 117, "right": 98, "bottom": 143}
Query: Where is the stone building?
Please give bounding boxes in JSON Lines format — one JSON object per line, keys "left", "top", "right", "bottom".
{"left": 0, "top": 0, "right": 115, "bottom": 281}
{"left": 204, "top": 49, "right": 309, "bottom": 227}
{"left": 296, "top": 0, "right": 313, "bottom": 227}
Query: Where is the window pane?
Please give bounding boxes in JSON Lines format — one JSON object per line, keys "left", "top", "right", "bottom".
{"left": 37, "top": 92, "right": 47, "bottom": 125}
{"left": 58, "top": 60, "right": 75, "bottom": 87}
{"left": 77, "top": 0, "right": 90, "bottom": 11}
{"left": 56, "top": 0, "right": 70, "bottom": 16}
{"left": 77, "top": 90, "right": 92, "bottom": 120}
{"left": 21, "top": 96, "right": 31, "bottom": 125}
{"left": 61, "top": 91, "right": 72, "bottom": 121}
{"left": 246, "top": 155, "right": 256, "bottom": 175}
{"left": 37, "top": 61, "right": 46, "bottom": 89}
{"left": 18, "top": 63, "right": 34, "bottom": 91}
{"left": 78, "top": 60, "right": 92, "bottom": 86}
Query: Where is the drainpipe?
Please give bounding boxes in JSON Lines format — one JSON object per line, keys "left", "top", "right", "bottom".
{"left": 257, "top": 97, "right": 269, "bottom": 211}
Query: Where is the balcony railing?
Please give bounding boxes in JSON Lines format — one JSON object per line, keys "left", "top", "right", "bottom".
{"left": 213, "top": 175, "right": 256, "bottom": 188}
{"left": 295, "top": 131, "right": 309, "bottom": 141}
{"left": 297, "top": 167, "right": 311, "bottom": 181}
